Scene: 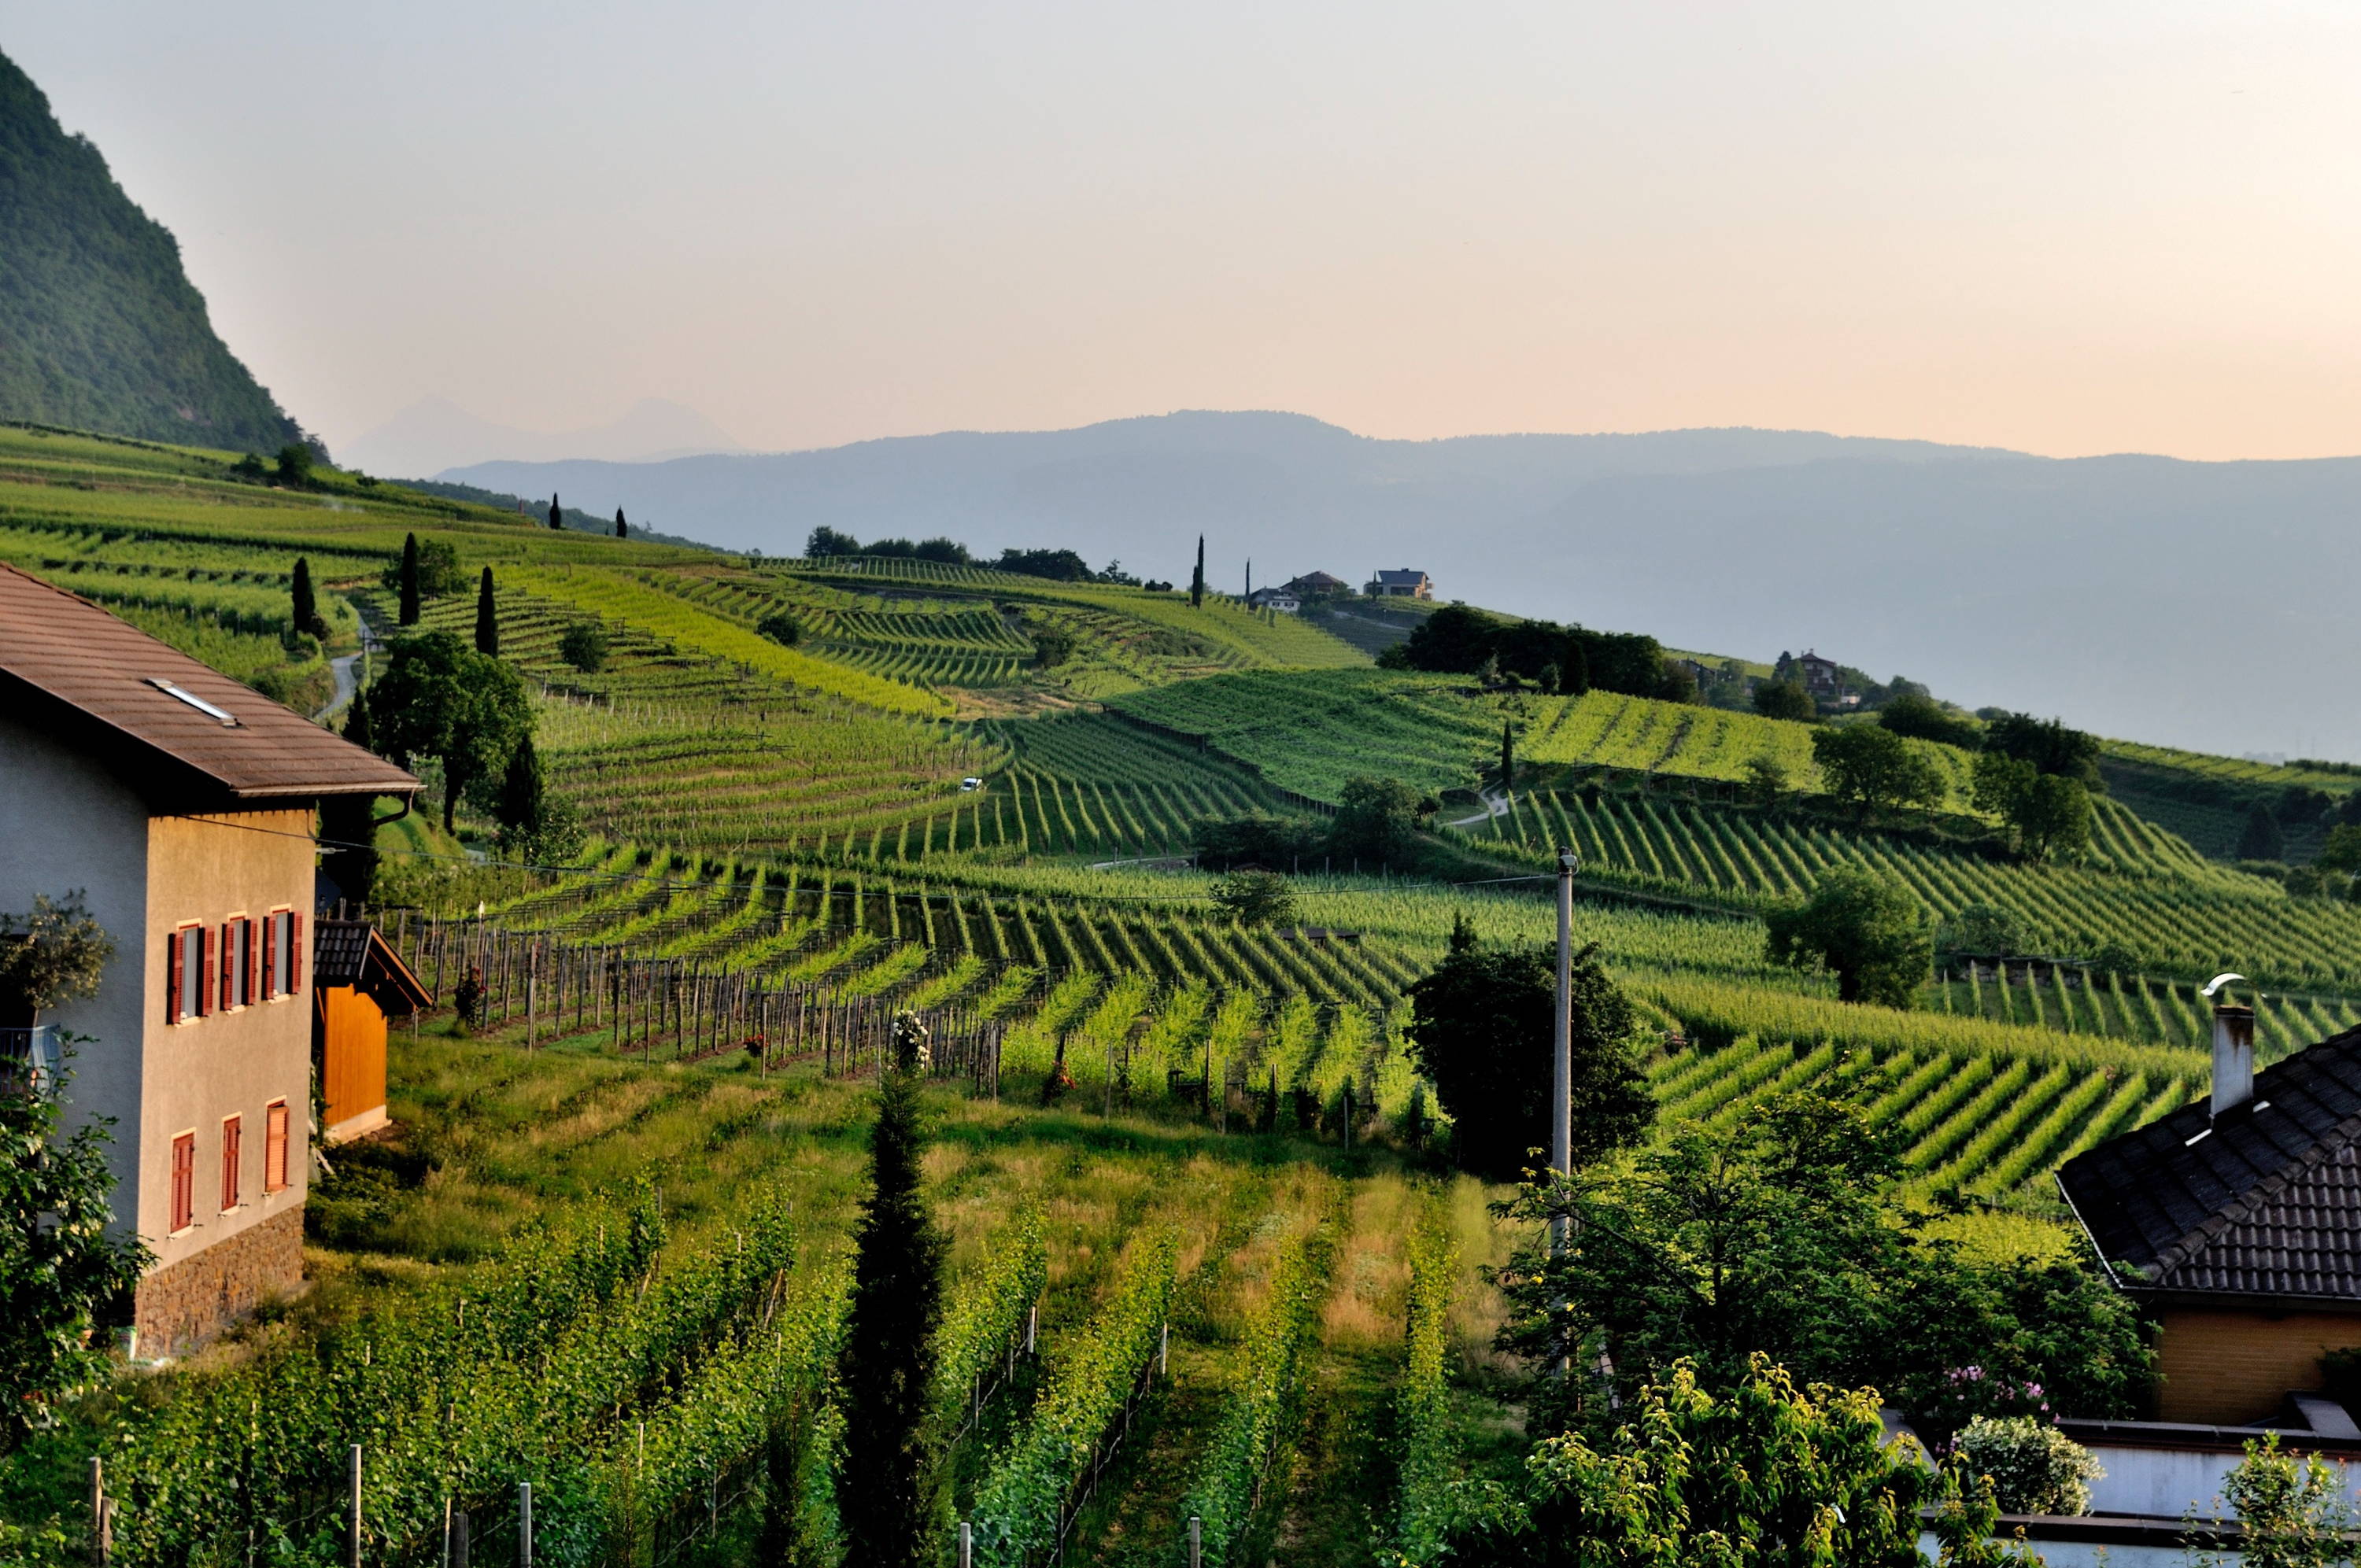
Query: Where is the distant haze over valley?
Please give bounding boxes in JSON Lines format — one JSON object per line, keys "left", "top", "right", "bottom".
{"left": 345, "top": 396, "right": 744, "bottom": 479}
{"left": 447, "top": 411, "right": 2361, "bottom": 762}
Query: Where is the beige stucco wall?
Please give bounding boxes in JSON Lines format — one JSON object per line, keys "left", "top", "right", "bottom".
{"left": 0, "top": 710, "right": 153, "bottom": 1205}
{"left": 143, "top": 810, "right": 314, "bottom": 1275}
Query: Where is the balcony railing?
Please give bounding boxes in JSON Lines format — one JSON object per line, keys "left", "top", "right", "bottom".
{"left": 0, "top": 1024, "right": 59, "bottom": 1095}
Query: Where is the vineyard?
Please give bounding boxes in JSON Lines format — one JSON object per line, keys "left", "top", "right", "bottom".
{"left": 17, "top": 417, "right": 2361, "bottom": 1565}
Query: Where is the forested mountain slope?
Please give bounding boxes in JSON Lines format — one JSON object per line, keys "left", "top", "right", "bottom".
{"left": 0, "top": 46, "right": 304, "bottom": 453}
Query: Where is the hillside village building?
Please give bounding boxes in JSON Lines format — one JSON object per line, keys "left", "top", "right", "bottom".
{"left": 1245, "top": 587, "right": 1301, "bottom": 614}
{"left": 1280, "top": 571, "right": 1350, "bottom": 598}
{"left": 0, "top": 565, "right": 418, "bottom": 1352}
{"left": 1365, "top": 568, "right": 1432, "bottom": 600}
{"left": 2058, "top": 1002, "right": 2361, "bottom": 1425}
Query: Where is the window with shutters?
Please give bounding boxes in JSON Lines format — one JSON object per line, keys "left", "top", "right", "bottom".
{"left": 264, "top": 1100, "right": 289, "bottom": 1193}
{"left": 167, "top": 924, "right": 206, "bottom": 1024}
{"left": 261, "top": 913, "right": 279, "bottom": 1000}
{"left": 220, "top": 1115, "right": 242, "bottom": 1212}
{"left": 170, "top": 1131, "right": 196, "bottom": 1232}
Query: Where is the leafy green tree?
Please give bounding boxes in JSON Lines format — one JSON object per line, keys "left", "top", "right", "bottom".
{"left": 1329, "top": 776, "right": 1438, "bottom": 869}
{"left": 1752, "top": 678, "right": 1816, "bottom": 722}
{"left": 289, "top": 556, "right": 328, "bottom": 640}
{"left": 1811, "top": 724, "right": 1945, "bottom": 818}
{"left": 0, "top": 893, "right": 147, "bottom": 1451}
{"left": 1982, "top": 712, "right": 2103, "bottom": 789}
{"left": 613, "top": 507, "right": 627, "bottom": 539}
{"left": 807, "top": 526, "right": 860, "bottom": 557}
{"left": 1403, "top": 937, "right": 1650, "bottom": 1182}
{"left": 1212, "top": 869, "right": 1296, "bottom": 927}
{"left": 1029, "top": 623, "right": 1076, "bottom": 668}
{"left": 1942, "top": 902, "right": 2023, "bottom": 956}
{"left": 1765, "top": 869, "right": 1931, "bottom": 1006}
{"left": 996, "top": 547, "right": 1093, "bottom": 581}
{"left": 2203, "top": 1435, "right": 2357, "bottom": 1568}
{"left": 757, "top": 610, "right": 802, "bottom": 647}
{"left": 834, "top": 1042, "right": 947, "bottom": 1568}
{"left": 2241, "top": 802, "right": 2289, "bottom": 862}
{"left": 558, "top": 621, "right": 609, "bottom": 673}
{"left": 274, "top": 442, "right": 314, "bottom": 486}
{"left": 2319, "top": 824, "right": 2361, "bottom": 876}
{"left": 395, "top": 533, "right": 421, "bottom": 625}
{"left": 1191, "top": 533, "right": 1205, "bottom": 609}
{"left": 2018, "top": 773, "right": 2093, "bottom": 861}
{"left": 1439, "top": 1357, "right": 1949, "bottom": 1567}
{"left": 1194, "top": 813, "right": 1326, "bottom": 872}
{"left": 370, "top": 632, "right": 532, "bottom": 832}
{"left": 1879, "top": 690, "right": 1981, "bottom": 748}
{"left": 474, "top": 566, "right": 498, "bottom": 655}
{"left": 492, "top": 735, "right": 581, "bottom": 863}
{"left": 1741, "top": 753, "right": 1790, "bottom": 810}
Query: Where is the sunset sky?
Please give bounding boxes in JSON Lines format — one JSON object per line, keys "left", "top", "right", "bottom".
{"left": 10, "top": 2, "right": 2359, "bottom": 460}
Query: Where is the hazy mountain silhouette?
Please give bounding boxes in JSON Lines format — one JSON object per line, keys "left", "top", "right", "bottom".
{"left": 445, "top": 411, "right": 2361, "bottom": 758}
{"left": 346, "top": 395, "right": 742, "bottom": 478}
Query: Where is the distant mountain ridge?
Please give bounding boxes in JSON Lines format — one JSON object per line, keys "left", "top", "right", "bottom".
{"left": 0, "top": 47, "right": 302, "bottom": 453}
{"left": 345, "top": 395, "right": 744, "bottom": 479}
{"left": 446, "top": 411, "right": 2361, "bottom": 759}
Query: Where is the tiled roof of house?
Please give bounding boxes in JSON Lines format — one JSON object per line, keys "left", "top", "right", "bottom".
{"left": 1282, "top": 571, "right": 1349, "bottom": 593}
{"left": 311, "top": 920, "right": 433, "bottom": 1010}
{"left": 0, "top": 565, "right": 417, "bottom": 807}
{"left": 2056, "top": 1025, "right": 2361, "bottom": 1300}
{"left": 1370, "top": 569, "right": 1428, "bottom": 586}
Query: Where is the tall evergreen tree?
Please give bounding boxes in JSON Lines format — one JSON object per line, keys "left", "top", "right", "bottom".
{"left": 548, "top": 492, "right": 563, "bottom": 530}
{"left": 1191, "top": 533, "right": 1205, "bottom": 609}
{"left": 1500, "top": 718, "right": 1514, "bottom": 799}
{"left": 475, "top": 566, "right": 499, "bottom": 656}
{"left": 397, "top": 533, "right": 421, "bottom": 626}
{"left": 290, "top": 556, "right": 327, "bottom": 640}
{"left": 614, "top": 507, "right": 627, "bottom": 540}
{"left": 834, "top": 1037, "right": 947, "bottom": 1568}
{"left": 494, "top": 733, "right": 544, "bottom": 844}
{"left": 342, "top": 684, "right": 375, "bottom": 754}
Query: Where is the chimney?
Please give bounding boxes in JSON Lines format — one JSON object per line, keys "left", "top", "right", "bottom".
{"left": 2211, "top": 1002, "right": 2256, "bottom": 1118}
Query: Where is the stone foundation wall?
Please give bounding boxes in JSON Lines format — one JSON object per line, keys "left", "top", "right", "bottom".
{"left": 135, "top": 1203, "right": 305, "bottom": 1356}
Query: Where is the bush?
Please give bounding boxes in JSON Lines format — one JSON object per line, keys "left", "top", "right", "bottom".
{"left": 1194, "top": 813, "right": 1326, "bottom": 872}
{"left": 756, "top": 611, "right": 802, "bottom": 647}
{"left": 558, "top": 622, "right": 609, "bottom": 673}
{"left": 1952, "top": 1416, "right": 2101, "bottom": 1515}
{"left": 1212, "top": 870, "right": 1295, "bottom": 927}
{"left": 1753, "top": 678, "right": 1817, "bottom": 722}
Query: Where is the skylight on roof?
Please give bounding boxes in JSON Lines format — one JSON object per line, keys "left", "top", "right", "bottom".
{"left": 146, "top": 677, "right": 238, "bottom": 727}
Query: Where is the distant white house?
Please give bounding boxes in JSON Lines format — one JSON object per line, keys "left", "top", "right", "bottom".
{"left": 1366, "top": 569, "right": 1432, "bottom": 600}
{"left": 1246, "top": 587, "right": 1301, "bottom": 614}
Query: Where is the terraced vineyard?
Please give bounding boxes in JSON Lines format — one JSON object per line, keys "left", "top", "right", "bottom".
{"left": 1466, "top": 785, "right": 2361, "bottom": 991}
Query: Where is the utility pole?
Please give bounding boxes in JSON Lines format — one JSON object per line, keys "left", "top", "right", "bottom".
{"left": 1552, "top": 845, "right": 1577, "bottom": 1254}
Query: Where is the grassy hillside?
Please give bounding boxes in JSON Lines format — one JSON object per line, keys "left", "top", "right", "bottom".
{"left": 0, "top": 51, "right": 306, "bottom": 452}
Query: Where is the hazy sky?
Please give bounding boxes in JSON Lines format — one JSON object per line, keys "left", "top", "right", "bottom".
{"left": 10, "top": 2, "right": 2361, "bottom": 460}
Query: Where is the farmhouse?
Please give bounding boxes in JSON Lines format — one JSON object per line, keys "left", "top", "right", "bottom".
{"left": 2057, "top": 1002, "right": 2361, "bottom": 1424}
{"left": 0, "top": 564, "right": 418, "bottom": 1352}
{"left": 1794, "top": 649, "right": 1842, "bottom": 697}
{"left": 1279, "top": 570, "right": 1350, "bottom": 598}
{"left": 1365, "top": 568, "right": 1432, "bottom": 600}
{"left": 1245, "top": 587, "right": 1301, "bottom": 614}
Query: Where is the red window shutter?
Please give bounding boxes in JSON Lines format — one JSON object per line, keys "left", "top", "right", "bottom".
{"left": 167, "top": 929, "right": 184, "bottom": 1024}
{"left": 290, "top": 913, "right": 305, "bottom": 992}
{"left": 220, "top": 1116, "right": 242, "bottom": 1211}
{"left": 264, "top": 1101, "right": 289, "bottom": 1192}
{"left": 171, "top": 1133, "right": 195, "bottom": 1231}
{"left": 260, "top": 916, "right": 278, "bottom": 1001}
{"left": 220, "top": 923, "right": 235, "bottom": 1009}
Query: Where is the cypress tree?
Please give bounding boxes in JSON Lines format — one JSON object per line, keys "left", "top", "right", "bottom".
{"left": 495, "top": 734, "right": 543, "bottom": 846}
{"left": 1500, "top": 718, "right": 1514, "bottom": 799}
{"left": 475, "top": 566, "right": 499, "bottom": 655}
{"left": 290, "top": 556, "right": 327, "bottom": 640}
{"left": 2238, "top": 802, "right": 2286, "bottom": 862}
{"left": 342, "top": 685, "right": 376, "bottom": 754}
{"left": 614, "top": 507, "right": 627, "bottom": 540}
{"left": 548, "top": 493, "right": 563, "bottom": 530}
{"left": 1191, "top": 533, "right": 1205, "bottom": 609}
{"left": 397, "top": 533, "right": 421, "bottom": 626}
{"left": 834, "top": 1036, "right": 946, "bottom": 1568}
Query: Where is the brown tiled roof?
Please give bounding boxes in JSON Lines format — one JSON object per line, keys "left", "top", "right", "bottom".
{"left": 0, "top": 565, "right": 417, "bottom": 808}
{"left": 2056, "top": 1025, "right": 2361, "bottom": 1301}
{"left": 311, "top": 920, "right": 433, "bottom": 1010}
